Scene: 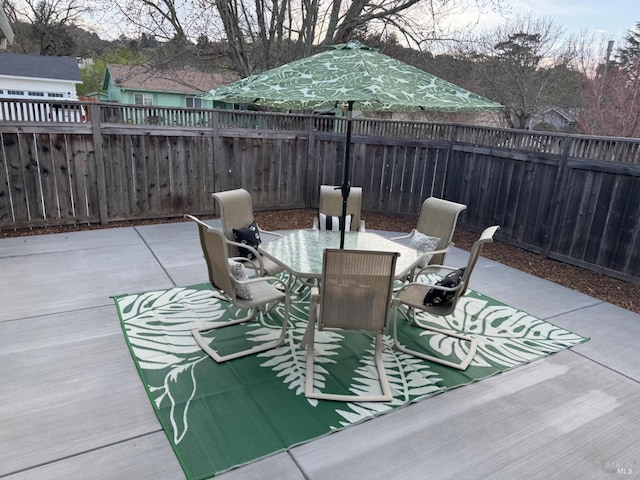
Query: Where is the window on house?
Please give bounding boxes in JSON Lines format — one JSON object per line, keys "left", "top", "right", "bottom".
{"left": 28, "top": 91, "right": 45, "bottom": 97}
{"left": 7, "top": 90, "right": 24, "bottom": 95}
{"left": 48, "top": 93, "right": 64, "bottom": 98}
{"left": 134, "top": 93, "right": 153, "bottom": 105}
{"left": 186, "top": 96, "right": 202, "bottom": 108}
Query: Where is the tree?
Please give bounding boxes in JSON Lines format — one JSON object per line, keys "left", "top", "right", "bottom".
{"left": 464, "top": 15, "right": 581, "bottom": 129}
{"left": 7, "top": 0, "right": 94, "bottom": 55}
{"left": 618, "top": 21, "right": 640, "bottom": 84}
{"left": 104, "top": 0, "right": 505, "bottom": 77}
{"left": 77, "top": 48, "right": 146, "bottom": 96}
{"left": 575, "top": 26, "right": 640, "bottom": 138}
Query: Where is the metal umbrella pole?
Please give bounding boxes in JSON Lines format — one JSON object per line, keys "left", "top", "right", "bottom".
{"left": 339, "top": 101, "right": 354, "bottom": 249}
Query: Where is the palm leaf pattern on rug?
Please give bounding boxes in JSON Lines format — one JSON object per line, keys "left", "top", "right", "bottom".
{"left": 115, "top": 280, "right": 587, "bottom": 477}
{"left": 409, "top": 291, "right": 585, "bottom": 369}
{"left": 118, "top": 287, "right": 220, "bottom": 444}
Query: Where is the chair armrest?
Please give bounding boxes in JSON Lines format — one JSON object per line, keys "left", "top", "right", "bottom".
{"left": 398, "top": 278, "right": 462, "bottom": 295}
{"left": 413, "top": 262, "right": 459, "bottom": 278}
{"left": 389, "top": 229, "right": 417, "bottom": 242}
{"left": 420, "top": 245, "right": 452, "bottom": 259}
{"left": 241, "top": 274, "right": 289, "bottom": 292}
{"left": 410, "top": 245, "right": 453, "bottom": 277}
{"left": 256, "top": 223, "right": 283, "bottom": 238}
{"left": 226, "top": 240, "right": 266, "bottom": 276}
{"left": 230, "top": 256, "right": 262, "bottom": 273}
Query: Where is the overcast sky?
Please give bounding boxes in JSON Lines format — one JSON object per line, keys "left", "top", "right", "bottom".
{"left": 84, "top": 0, "right": 639, "bottom": 49}
{"left": 474, "top": 0, "right": 638, "bottom": 40}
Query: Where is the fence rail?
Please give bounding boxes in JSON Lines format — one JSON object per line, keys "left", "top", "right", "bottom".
{"left": 1, "top": 100, "right": 639, "bottom": 284}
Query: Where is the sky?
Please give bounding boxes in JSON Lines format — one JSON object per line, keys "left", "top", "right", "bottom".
{"left": 468, "top": 0, "right": 638, "bottom": 42}
{"left": 79, "top": 0, "right": 639, "bottom": 50}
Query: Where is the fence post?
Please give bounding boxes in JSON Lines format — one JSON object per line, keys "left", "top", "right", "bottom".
{"left": 211, "top": 110, "right": 220, "bottom": 193}
{"left": 439, "top": 124, "right": 459, "bottom": 199}
{"left": 305, "top": 115, "right": 316, "bottom": 209}
{"left": 90, "top": 103, "right": 109, "bottom": 225}
{"left": 541, "top": 135, "right": 574, "bottom": 257}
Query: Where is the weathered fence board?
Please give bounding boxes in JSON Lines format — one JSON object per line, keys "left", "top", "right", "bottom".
{"left": 1, "top": 102, "right": 639, "bottom": 284}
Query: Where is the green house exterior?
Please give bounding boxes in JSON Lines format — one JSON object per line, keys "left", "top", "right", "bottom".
{"left": 103, "top": 64, "right": 235, "bottom": 110}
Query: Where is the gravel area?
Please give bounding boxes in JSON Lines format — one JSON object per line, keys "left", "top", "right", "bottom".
{"left": 254, "top": 209, "right": 640, "bottom": 314}
{"left": 2, "top": 209, "right": 638, "bottom": 314}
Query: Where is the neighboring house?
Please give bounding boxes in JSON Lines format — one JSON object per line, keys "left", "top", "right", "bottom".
{"left": 528, "top": 108, "right": 578, "bottom": 132}
{"left": 0, "top": 52, "right": 85, "bottom": 121}
{"left": 0, "top": 6, "right": 14, "bottom": 50}
{"left": 0, "top": 52, "right": 82, "bottom": 101}
{"left": 103, "top": 64, "right": 237, "bottom": 109}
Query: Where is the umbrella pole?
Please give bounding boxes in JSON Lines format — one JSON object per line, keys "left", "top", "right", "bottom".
{"left": 340, "top": 101, "right": 354, "bottom": 249}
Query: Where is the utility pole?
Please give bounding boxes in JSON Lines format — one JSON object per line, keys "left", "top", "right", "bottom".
{"left": 604, "top": 40, "right": 614, "bottom": 74}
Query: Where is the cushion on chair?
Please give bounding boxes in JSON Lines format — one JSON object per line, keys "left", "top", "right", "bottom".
{"left": 423, "top": 268, "right": 466, "bottom": 306}
{"left": 228, "top": 260, "right": 253, "bottom": 299}
{"left": 233, "top": 221, "right": 262, "bottom": 259}
{"left": 318, "top": 213, "right": 352, "bottom": 231}
{"left": 410, "top": 233, "right": 440, "bottom": 268}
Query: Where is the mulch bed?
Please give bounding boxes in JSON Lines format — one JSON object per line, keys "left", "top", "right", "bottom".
{"left": 2, "top": 209, "right": 638, "bottom": 314}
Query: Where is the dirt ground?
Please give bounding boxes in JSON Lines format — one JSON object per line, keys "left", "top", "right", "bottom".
{"left": 2, "top": 209, "right": 638, "bottom": 314}
{"left": 255, "top": 209, "right": 640, "bottom": 315}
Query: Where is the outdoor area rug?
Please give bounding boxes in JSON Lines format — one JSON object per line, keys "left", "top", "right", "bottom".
{"left": 113, "top": 280, "right": 588, "bottom": 480}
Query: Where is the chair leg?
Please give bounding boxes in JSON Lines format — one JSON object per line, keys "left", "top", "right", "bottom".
{"left": 193, "top": 298, "right": 289, "bottom": 363}
{"left": 304, "top": 332, "right": 393, "bottom": 403}
{"left": 300, "top": 296, "right": 318, "bottom": 350}
{"left": 392, "top": 307, "right": 478, "bottom": 370}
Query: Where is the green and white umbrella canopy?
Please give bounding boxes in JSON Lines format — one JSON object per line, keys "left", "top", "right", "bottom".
{"left": 205, "top": 41, "right": 502, "bottom": 112}
{"left": 206, "top": 41, "right": 501, "bottom": 247}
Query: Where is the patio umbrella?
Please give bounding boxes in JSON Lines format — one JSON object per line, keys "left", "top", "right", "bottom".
{"left": 205, "top": 41, "right": 502, "bottom": 247}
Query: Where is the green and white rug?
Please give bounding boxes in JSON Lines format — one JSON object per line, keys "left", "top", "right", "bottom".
{"left": 114, "top": 280, "right": 588, "bottom": 480}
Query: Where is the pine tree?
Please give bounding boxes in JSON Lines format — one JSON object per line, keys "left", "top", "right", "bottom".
{"left": 617, "top": 22, "right": 640, "bottom": 84}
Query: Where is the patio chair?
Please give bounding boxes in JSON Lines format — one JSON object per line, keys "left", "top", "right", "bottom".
{"left": 301, "top": 249, "right": 398, "bottom": 402}
{"left": 312, "top": 185, "right": 366, "bottom": 232}
{"left": 212, "top": 188, "right": 285, "bottom": 277}
{"left": 186, "top": 215, "right": 290, "bottom": 362}
{"left": 391, "top": 197, "right": 467, "bottom": 274}
{"left": 391, "top": 225, "right": 499, "bottom": 370}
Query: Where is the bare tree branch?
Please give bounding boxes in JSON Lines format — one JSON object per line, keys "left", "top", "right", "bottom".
{"left": 104, "top": 0, "right": 506, "bottom": 76}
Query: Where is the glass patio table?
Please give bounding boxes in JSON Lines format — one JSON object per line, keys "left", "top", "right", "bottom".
{"left": 259, "top": 229, "right": 425, "bottom": 281}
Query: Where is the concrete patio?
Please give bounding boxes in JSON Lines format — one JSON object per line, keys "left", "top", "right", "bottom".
{"left": 1, "top": 219, "right": 639, "bottom": 479}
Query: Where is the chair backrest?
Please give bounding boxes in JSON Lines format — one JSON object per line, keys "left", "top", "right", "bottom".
{"left": 416, "top": 197, "right": 467, "bottom": 265}
{"left": 186, "top": 215, "right": 237, "bottom": 300}
{"left": 212, "top": 188, "right": 255, "bottom": 257}
{"left": 318, "top": 185, "right": 362, "bottom": 231}
{"left": 318, "top": 249, "right": 398, "bottom": 334}
{"left": 458, "top": 225, "right": 499, "bottom": 298}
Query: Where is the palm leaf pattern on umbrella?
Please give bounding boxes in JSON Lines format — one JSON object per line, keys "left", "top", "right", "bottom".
{"left": 206, "top": 41, "right": 502, "bottom": 113}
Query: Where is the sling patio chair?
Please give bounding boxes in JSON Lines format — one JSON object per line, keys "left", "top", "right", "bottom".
{"left": 391, "top": 225, "right": 499, "bottom": 370}
{"left": 301, "top": 249, "right": 398, "bottom": 402}
{"left": 186, "top": 215, "right": 290, "bottom": 362}
{"left": 212, "top": 188, "right": 285, "bottom": 277}
{"left": 391, "top": 197, "right": 467, "bottom": 278}
{"left": 312, "top": 185, "right": 366, "bottom": 232}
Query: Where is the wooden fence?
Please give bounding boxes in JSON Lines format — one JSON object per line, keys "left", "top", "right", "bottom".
{"left": 1, "top": 100, "right": 639, "bottom": 284}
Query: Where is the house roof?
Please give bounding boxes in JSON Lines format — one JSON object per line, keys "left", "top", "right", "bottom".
{"left": 0, "top": 52, "right": 80, "bottom": 82}
{"left": 106, "top": 64, "right": 238, "bottom": 94}
{"left": 540, "top": 107, "right": 577, "bottom": 122}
